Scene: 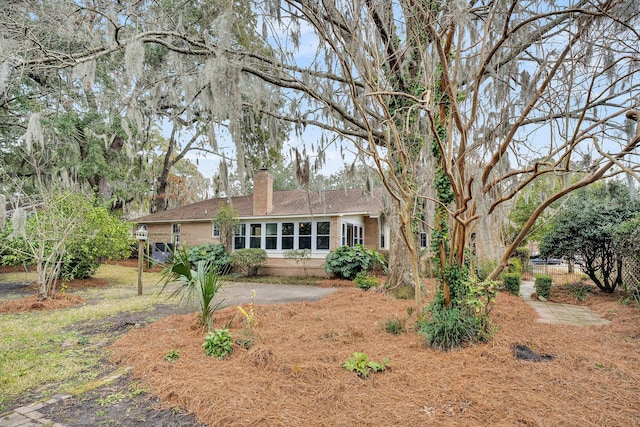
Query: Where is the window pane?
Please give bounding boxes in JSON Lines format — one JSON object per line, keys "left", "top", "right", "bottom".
{"left": 317, "top": 221, "right": 330, "bottom": 235}
{"left": 299, "top": 236, "right": 311, "bottom": 249}
{"left": 299, "top": 222, "right": 311, "bottom": 235}
{"left": 282, "top": 223, "right": 294, "bottom": 235}
{"left": 266, "top": 223, "right": 278, "bottom": 235}
{"left": 282, "top": 236, "right": 294, "bottom": 250}
{"left": 316, "top": 236, "right": 329, "bottom": 250}
{"left": 250, "top": 224, "right": 262, "bottom": 248}
{"left": 266, "top": 237, "right": 277, "bottom": 250}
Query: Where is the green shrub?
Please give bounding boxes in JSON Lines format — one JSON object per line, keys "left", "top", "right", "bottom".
{"left": 353, "top": 271, "right": 379, "bottom": 290}
{"left": 187, "top": 243, "right": 231, "bottom": 274}
{"left": 535, "top": 274, "right": 553, "bottom": 299}
{"left": 503, "top": 273, "right": 521, "bottom": 296}
{"left": 203, "top": 329, "right": 234, "bottom": 359}
{"left": 566, "top": 281, "right": 591, "bottom": 302}
{"left": 159, "top": 246, "right": 225, "bottom": 331}
{"left": 324, "top": 244, "right": 386, "bottom": 280}
{"left": 230, "top": 248, "right": 267, "bottom": 276}
{"left": 418, "top": 304, "right": 477, "bottom": 351}
{"left": 384, "top": 317, "right": 405, "bottom": 335}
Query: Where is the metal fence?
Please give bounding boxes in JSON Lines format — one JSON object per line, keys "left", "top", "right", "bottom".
{"left": 523, "top": 262, "right": 584, "bottom": 284}
{"left": 524, "top": 259, "right": 640, "bottom": 291}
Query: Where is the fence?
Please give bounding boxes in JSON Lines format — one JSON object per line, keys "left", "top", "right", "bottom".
{"left": 524, "top": 259, "right": 640, "bottom": 291}
{"left": 523, "top": 262, "right": 584, "bottom": 284}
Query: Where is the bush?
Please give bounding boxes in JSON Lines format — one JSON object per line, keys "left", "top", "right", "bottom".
{"left": 202, "top": 329, "right": 234, "bottom": 359}
{"left": 230, "top": 248, "right": 267, "bottom": 276}
{"left": 354, "top": 271, "right": 379, "bottom": 290}
{"left": 187, "top": 243, "right": 231, "bottom": 274}
{"left": 535, "top": 274, "right": 553, "bottom": 299}
{"left": 503, "top": 273, "right": 521, "bottom": 296}
{"left": 384, "top": 317, "right": 405, "bottom": 335}
{"left": 418, "top": 304, "right": 478, "bottom": 351}
{"left": 324, "top": 244, "right": 386, "bottom": 280}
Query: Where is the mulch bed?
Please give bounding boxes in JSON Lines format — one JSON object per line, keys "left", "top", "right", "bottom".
{"left": 110, "top": 286, "right": 640, "bottom": 426}
{"left": 0, "top": 293, "right": 84, "bottom": 313}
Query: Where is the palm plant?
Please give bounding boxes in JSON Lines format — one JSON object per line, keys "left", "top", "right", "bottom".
{"left": 159, "top": 246, "right": 224, "bottom": 331}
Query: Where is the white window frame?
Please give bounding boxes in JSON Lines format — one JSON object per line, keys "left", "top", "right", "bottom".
{"left": 232, "top": 220, "right": 332, "bottom": 252}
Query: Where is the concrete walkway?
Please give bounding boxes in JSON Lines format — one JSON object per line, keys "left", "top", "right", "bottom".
{"left": 520, "top": 280, "right": 610, "bottom": 326}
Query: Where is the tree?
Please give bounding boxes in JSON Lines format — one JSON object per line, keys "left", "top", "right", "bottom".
{"left": 0, "top": 0, "right": 288, "bottom": 215}
{"left": 213, "top": 202, "right": 239, "bottom": 253}
{"left": 540, "top": 181, "right": 640, "bottom": 293}
{"left": 1, "top": 189, "right": 132, "bottom": 299}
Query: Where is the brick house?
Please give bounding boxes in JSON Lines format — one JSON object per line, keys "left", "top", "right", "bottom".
{"left": 135, "top": 169, "right": 388, "bottom": 276}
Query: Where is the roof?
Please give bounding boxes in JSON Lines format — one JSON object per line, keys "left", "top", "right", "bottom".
{"left": 135, "top": 187, "right": 384, "bottom": 223}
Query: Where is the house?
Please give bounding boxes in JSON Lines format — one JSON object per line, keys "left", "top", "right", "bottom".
{"left": 135, "top": 169, "right": 388, "bottom": 276}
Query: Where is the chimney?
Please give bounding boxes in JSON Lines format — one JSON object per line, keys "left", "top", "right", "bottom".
{"left": 253, "top": 168, "right": 273, "bottom": 215}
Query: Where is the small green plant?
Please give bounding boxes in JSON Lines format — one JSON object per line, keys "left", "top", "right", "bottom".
{"left": 77, "top": 336, "right": 89, "bottom": 346}
{"left": 566, "top": 281, "right": 591, "bottom": 302}
{"left": 384, "top": 317, "right": 405, "bottom": 335}
{"left": 354, "top": 271, "right": 379, "bottom": 290}
{"left": 203, "top": 329, "right": 234, "bottom": 359}
{"left": 502, "top": 273, "right": 521, "bottom": 296}
{"left": 165, "top": 350, "right": 180, "bottom": 362}
{"left": 343, "top": 352, "right": 390, "bottom": 378}
{"left": 535, "top": 274, "right": 553, "bottom": 299}
{"left": 230, "top": 248, "right": 268, "bottom": 276}
{"left": 159, "top": 247, "right": 225, "bottom": 331}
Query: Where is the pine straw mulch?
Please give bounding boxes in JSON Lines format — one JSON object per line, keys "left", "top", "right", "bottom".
{"left": 0, "top": 293, "right": 84, "bottom": 313}
{"left": 110, "top": 287, "right": 640, "bottom": 427}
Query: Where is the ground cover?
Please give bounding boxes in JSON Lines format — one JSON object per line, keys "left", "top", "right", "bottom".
{"left": 1, "top": 264, "right": 638, "bottom": 426}
{"left": 109, "top": 283, "right": 640, "bottom": 426}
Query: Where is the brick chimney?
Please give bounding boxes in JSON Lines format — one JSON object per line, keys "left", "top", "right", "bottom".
{"left": 253, "top": 168, "right": 273, "bottom": 215}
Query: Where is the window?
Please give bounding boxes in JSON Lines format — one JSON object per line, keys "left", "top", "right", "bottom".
{"left": 281, "top": 222, "right": 294, "bottom": 250}
{"left": 265, "top": 223, "right": 278, "bottom": 250}
{"left": 299, "top": 222, "right": 312, "bottom": 249}
{"left": 316, "top": 221, "right": 330, "bottom": 250}
{"left": 420, "top": 232, "right": 428, "bottom": 248}
{"left": 250, "top": 224, "right": 262, "bottom": 248}
{"left": 380, "top": 233, "right": 385, "bottom": 249}
{"left": 342, "top": 222, "right": 363, "bottom": 246}
{"left": 171, "top": 224, "right": 181, "bottom": 245}
{"left": 212, "top": 223, "right": 220, "bottom": 237}
{"left": 234, "top": 224, "right": 246, "bottom": 249}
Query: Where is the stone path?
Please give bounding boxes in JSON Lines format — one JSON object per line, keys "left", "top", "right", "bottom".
{"left": 0, "top": 368, "right": 131, "bottom": 427}
{"left": 520, "top": 280, "right": 610, "bottom": 326}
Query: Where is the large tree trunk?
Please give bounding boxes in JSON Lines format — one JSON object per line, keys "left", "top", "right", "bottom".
{"left": 383, "top": 193, "right": 422, "bottom": 305}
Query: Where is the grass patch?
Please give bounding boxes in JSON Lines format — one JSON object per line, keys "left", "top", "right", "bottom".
{"left": 224, "top": 274, "right": 322, "bottom": 286}
{"left": 0, "top": 264, "right": 167, "bottom": 408}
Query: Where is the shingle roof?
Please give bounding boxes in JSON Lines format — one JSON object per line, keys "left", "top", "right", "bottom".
{"left": 135, "top": 188, "right": 383, "bottom": 223}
